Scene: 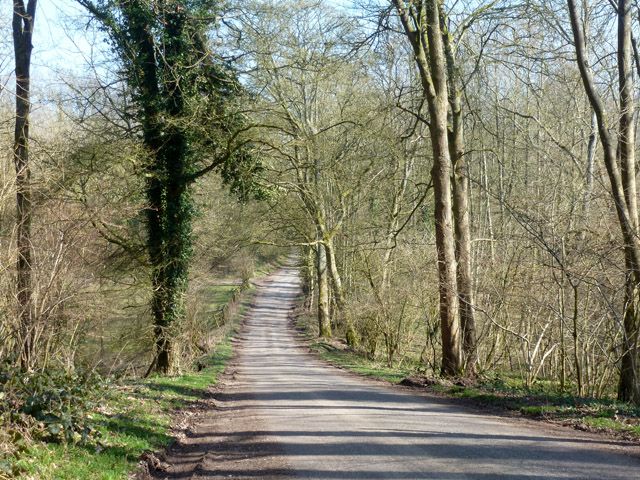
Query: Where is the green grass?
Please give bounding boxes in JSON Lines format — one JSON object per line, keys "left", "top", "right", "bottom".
{"left": 297, "top": 314, "right": 640, "bottom": 441}
{"left": 295, "top": 310, "right": 415, "bottom": 385}
{"left": 583, "top": 416, "right": 640, "bottom": 435}
{"left": 199, "top": 283, "right": 242, "bottom": 324}
{"left": 519, "top": 405, "right": 563, "bottom": 416}
{"left": 422, "top": 376, "right": 640, "bottom": 439}
{"left": 312, "top": 341, "right": 413, "bottom": 384}
{"left": 203, "top": 284, "right": 239, "bottom": 307}
{"left": 10, "top": 277, "right": 261, "bottom": 480}
{"left": 15, "top": 340, "right": 234, "bottom": 480}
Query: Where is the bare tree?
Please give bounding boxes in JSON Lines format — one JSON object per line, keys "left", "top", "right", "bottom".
{"left": 12, "top": 0, "right": 37, "bottom": 370}
{"left": 567, "top": 0, "right": 640, "bottom": 403}
{"left": 393, "top": 0, "right": 463, "bottom": 375}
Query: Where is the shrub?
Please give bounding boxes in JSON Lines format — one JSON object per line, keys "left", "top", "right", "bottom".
{"left": 0, "top": 365, "right": 104, "bottom": 445}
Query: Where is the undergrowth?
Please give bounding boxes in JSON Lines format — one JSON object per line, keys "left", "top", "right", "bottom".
{"left": 297, "top": 312, "right": 640, "bottom": 442}
{"left": 14, "top": 341, "right": 233, "bottom": 480}
{"left": 0, "top": 280, "right": 259, "bottom": 480}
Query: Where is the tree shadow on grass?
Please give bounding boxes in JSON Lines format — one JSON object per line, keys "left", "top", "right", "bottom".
{"left": 144, "top": 382, "right": 207, "bottom": 400}
{"left": 68, "top": 413, "right": 173, "bottom": 466}
{"left": 102, "top": 414, "right": 170, "bottom": 442}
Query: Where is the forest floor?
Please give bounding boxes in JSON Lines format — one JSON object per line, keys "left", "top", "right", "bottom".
{"left": 152, "top": 266, "right": 640, "bottom": 480}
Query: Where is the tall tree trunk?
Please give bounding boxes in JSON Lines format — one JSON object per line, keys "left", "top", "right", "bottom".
{"left": 316, "top": 239, "right": 331, "bottom": 338}
{"left": 302, "top": 246, "right": 315, "bottom": 311}
{"left": 617, "top": 1, "right": 638, "bottom": 233}
{"left": 451, "top": 140, "right": 476, "bottom": 374}
{"left": 617, "top": 0, "right": 639, "bottom": 402}
{"left": 121, "top": 1, "right": 170, "bottom": 375}
{"left": 581, "top": 110, "right": 597, "bottom": 221}
{"left": 382, "top": 156, "right": 413, "bottom": 288}
{"left": 153, "top": 7, "right": 193, "bottom": 374}
{"left": 325, "top": 236, "right": 355, "bottom": 344}
{"left": 430, "top": 115, "right": 463, "bottom": 375}
{"left": 12, "top": 0, "right": 37, "bottom": 371}
{"left": 393, "top": 0, "right": 463, "bottom": 376}
{"left": 480, "top": 148, "right": 495, "bottom": 262}
{"left": 440, "top": 10, "right": 477, "bottom": 374}
{"left": 424, "top": 0, "right": 462, "bottom": 376}
{"left": 325, "top": 236, "right": 345, "bottom": 311}
{"left": 620, "top": 262, "right": 640, "bottom": 402}
{"left": 568, "top": 0, "right": 640, "bottom": 402}
{"left": 123, "top": 1, "right": 193, "bottom": 375}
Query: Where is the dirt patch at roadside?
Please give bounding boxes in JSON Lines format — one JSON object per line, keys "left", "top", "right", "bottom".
{"left": 148, "top": 364, "right": 292, "bottom": 480}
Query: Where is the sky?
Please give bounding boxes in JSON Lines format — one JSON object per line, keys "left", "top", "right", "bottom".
{"left": 7, "top": 0, "right": 357, "bottom": 89}
{"left": 6, "top": 0, "right": 95, "bottom": 83}
{"left": 0, "top": 0, "right": 361, "bottom": 115}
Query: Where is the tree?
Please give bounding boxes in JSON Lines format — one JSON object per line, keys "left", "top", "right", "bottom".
{"left": 12, "top": 0, "right": 37, "bottom": 371}
{"left": 236, "top": 0, "right": 371, "bottom": 340}
{"left": 439, "top": 3, "right": 477, "bottom": 373}
{"left": 79, "top": 0, "right": 258, "bottom": 374}
{"left": 392, "top": 0, "right": 464, "bottom": 376}
{"left": 567, "top": 0, "right": 640, "bottom": 403}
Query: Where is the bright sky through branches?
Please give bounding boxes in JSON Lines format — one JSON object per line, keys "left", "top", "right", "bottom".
{"left": 10, "top": 0, "right": 94, "bottom": 82}
{"left": 9, "top": 0, "right": 356, "bottom": 89}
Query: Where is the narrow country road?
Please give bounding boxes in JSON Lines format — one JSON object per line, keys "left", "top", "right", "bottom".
{"left": 157, "top": 266, "right": 640, "bottom": 480}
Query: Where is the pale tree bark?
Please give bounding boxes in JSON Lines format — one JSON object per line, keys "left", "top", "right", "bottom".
{"left": 393, "top": 0, "right": 463, "bottom": 375}
{"left": 480, "top": 146, "right": 495, "bottom": 262}
{"left": 313, "top": 153, "right": 333, "bottom": 338}
{"left": 451, "top": 122, "right": 476, "bottom": 374}
{"left": 324, "top": 236, "right": 345, "bottom": 311}
{"left": 316, "top": 235, "right": 332, "bottom": 337}
{"left": 440, "top": 10, "right": 477, "bottom": 374}
{"left": 381, "top": 156, "right": 414, "bottom": 288}
{"left": 12, "top": 0, "right": 37, "bottom": 371}
{"left": 296, "top": 159, "right": 335, "bottom": 339}
{"left": 302, "top": 246, "right": 315, "bottom": 311}
{"left": 617, "top": 0, "right": 639, "bottom": 404}
{"left": 324, "top": 234, "right": 356, "bottom": 343}
{"left": 567, "top": 0, "right": 640, "bottom": 403}
{"left": 581, "top": 110, "right": 597, "bottom": 221}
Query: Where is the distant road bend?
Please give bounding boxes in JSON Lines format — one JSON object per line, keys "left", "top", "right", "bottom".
{"left": 157, "top": 266, "right": 640, "bottom": 480}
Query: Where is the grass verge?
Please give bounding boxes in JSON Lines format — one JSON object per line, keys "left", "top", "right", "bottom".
{"left": 296, "top": 313, "right": 640, "bottom": 442}
{"left": 11, "top": 283, "right": 258, "bottom": 480}
{"left": 436, "top": 378, "right": 640, "bottom": 440}
{"left": 295, "top": 311, "right": 415, "bottom": 385}
{"left": 310, "top": 341, "right": 413, "bottom": 384}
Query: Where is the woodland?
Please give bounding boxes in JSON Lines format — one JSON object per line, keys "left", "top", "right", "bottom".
{"left": 1, "top": 0, "right": 640, "bottom": 476}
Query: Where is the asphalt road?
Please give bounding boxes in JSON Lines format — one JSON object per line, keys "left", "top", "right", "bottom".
{"left": 158, "top": 266, "right": 640, "bottom": 480}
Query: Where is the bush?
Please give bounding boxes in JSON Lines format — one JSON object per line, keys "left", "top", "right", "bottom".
{"left": 0, "top": 416, "right": 33, "bottom": 480}
{"left": 0, "top": 366, "right": 104, "bottom": 445}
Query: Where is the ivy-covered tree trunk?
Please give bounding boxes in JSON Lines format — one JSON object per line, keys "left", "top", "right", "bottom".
{"left": 110, "top": 0, "right": 188, "bottom": 375}
{"left": 123, "top": 3, "right": 171, "bottom": 375}
{"left": 154, "top": 6, "right": 194, "bottom": 373}
{"left": 80, "top": 0, "right": 259, "bottom": 375}
{"left": 12, "top": 0, "right": 37, "bottom": 371}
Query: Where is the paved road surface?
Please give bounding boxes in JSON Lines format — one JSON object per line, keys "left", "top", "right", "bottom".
{"left": 158, "top": 266, "right": 640, "bottom": 479}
